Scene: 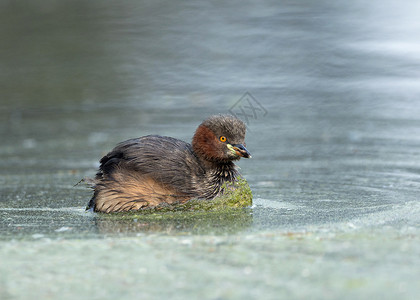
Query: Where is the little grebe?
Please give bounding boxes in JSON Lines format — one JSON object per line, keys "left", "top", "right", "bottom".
{"left": 87, "top": 114, "right": 251, "bottom": 213}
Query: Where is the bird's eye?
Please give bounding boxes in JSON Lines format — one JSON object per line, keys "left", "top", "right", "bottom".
{"left": 219, "top": 136, "right": 227, "bottom": 142}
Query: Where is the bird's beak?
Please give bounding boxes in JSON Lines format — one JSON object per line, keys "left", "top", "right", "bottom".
{"left": 232, "top": 144, "right": 251, "bottom": 158}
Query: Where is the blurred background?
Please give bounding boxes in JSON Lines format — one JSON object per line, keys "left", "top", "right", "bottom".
{"left": 1, "top": 0, "right": 420, "bottom": 299}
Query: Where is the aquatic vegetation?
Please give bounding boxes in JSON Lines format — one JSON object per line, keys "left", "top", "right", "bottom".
{"left": 168, "top": 177, "right": 253, "bottom": 212}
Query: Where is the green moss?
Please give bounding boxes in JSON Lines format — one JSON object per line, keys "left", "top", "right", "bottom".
{"left": 172, "top": 176, "right": 253, "bottom": 211}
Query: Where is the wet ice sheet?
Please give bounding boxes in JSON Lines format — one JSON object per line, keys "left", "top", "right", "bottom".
{"left": 1, "top": 230, "right": 419, "bottom": 300}
{"left": 1, "top": 173, "right": 419, "bottom": 300}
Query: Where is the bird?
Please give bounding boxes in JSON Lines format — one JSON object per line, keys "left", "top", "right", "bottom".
{"left": 86, "top": 114, "right": 251, "bottom": 213}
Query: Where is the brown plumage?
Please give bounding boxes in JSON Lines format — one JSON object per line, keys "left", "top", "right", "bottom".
{"left": 86, "top": 114, "right": 251, "bottom": 213}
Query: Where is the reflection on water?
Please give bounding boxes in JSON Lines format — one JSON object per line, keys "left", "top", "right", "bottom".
{"left": 95, "top": 210, "right": 253, "bottom": 235}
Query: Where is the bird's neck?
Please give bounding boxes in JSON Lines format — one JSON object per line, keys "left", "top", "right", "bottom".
{"left": 198, "top": 159, "right": 239, "bottom": 199}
